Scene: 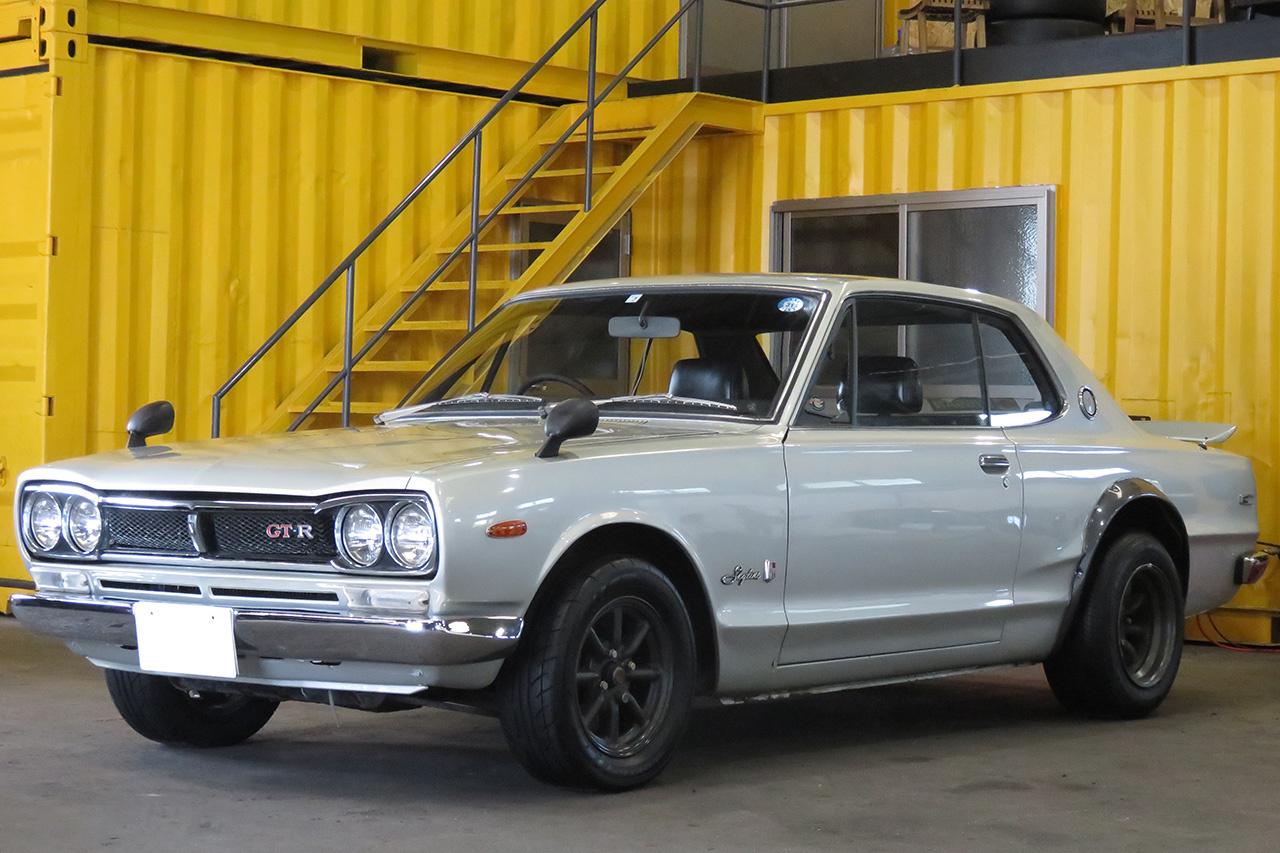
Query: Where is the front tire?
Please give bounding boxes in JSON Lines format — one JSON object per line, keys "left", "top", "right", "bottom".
{"left": 104, "top": 669, "right": 279, "bottom": 747}
{"left": 498, "top": 556, "right": 695, "bottom": 791}
{"left": 1044, "top": 531, "right": 1184, "bottom": 719}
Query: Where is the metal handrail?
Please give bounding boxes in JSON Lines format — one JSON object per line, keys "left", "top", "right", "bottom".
{"left": 212, "top": 0, "right": 701, "bottom": 437}
{"left": 281, "top": 0, "right": 702, "bottom": 431}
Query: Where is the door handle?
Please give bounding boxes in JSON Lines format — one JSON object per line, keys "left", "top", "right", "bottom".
{"left": 979, "top": 454, "right": 1010, "bottom": 474}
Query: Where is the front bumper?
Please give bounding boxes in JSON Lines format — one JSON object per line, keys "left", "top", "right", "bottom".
{"left": 11, "top": 593, "right": 521, "bottom": 667}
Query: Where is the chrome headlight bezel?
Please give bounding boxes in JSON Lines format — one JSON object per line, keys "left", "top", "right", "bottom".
{"left": 64, "top": 494, "right": 103, "bottom": 553}
{"left": 386, "top": 500, "right": 437, "bottom": 570}
{"left": 323, "top": 493, "right": 439, "bottom": 577}
{"left": 24, "top": 491, "right": 65, "bottom": 552}
{"left": 336, "top": 502, "right": 385, "bottom": 568}
{"left": 20, "top": 484, "right": 105, "bottom": 560}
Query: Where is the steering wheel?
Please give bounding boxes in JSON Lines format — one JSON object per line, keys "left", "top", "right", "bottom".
{"left": 517, "top": 373, "right": 597, "bottom": 397}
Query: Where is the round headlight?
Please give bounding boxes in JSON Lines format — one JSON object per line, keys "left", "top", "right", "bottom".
{"left": 387, "top": 502, "right": 435, "bottom": 570}
{"left": 65, "top": 496, "right": 102, "bottom": 553}
{"left": 27, "top": 492, "right": 64, "bottom": 551}
{"left": 339, "top": 504, "right": 383, "bottom": 567}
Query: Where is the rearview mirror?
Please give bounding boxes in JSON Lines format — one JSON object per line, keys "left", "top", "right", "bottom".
{"left": 536, "top": 398, "right": 599, "bottom": 459}
{"left": 608, "top": 315, "right": 680, "bottom": 339}
{"left": 126, "top": 400, "right": 175, "bottom": 449}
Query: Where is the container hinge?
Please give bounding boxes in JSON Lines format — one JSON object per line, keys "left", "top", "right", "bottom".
{"left": 44, "top": 75, "right": 62, "bottom": 97}
{"left": 40, "top": 396, "right": 54, "bottom": 417}
{"left": 41, "top": 235, "right": 57, "bottom": 256}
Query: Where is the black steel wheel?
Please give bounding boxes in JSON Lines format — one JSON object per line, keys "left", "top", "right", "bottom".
{"left": 498, "top": 556, "right": 695, "bottom": 791}
{"left": 104, "top": 669, "right": 279, "bottom": 747}
{"left": 1116, "top": 563, "right": 1180, "bottom": 688}
{"left": 1044, "top": 531, "right": 1184, "bottom": 719}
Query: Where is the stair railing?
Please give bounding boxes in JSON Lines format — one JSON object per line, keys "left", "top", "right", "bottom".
{"left": 211, "top": 0, "right": 704, "bottom": 437}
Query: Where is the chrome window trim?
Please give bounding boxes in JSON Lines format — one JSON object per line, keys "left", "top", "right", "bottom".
{"left": 789, "top": 292, "right": 1068, "bottom": 431}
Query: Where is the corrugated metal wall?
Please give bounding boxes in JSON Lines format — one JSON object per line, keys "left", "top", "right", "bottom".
{"left": 109, "top": 0, "right": 682, "bottom": 79}
{"left": 0, "top": 69, "right": 49, "bottom": 602}
{"left": 756, "top": 59, "right": 1280, "bottom": 613}
{"left": 631, "top": 132, "right": 764, "bottom": 277}
{"left": 82, "top": 45, "right": 550, "bottom": 444}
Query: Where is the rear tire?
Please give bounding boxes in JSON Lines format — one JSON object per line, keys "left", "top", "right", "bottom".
{"left": 105, "top": 669, "right": 278, "bottom": 747}
{"left": 498, "top": 556, "right": 695, "bottom": 791}
{"left": 1044, "top": 531, "right": 1184, "bottom": 719}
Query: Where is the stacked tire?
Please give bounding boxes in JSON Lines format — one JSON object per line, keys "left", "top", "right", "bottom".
{"left": 987, "top": 0, "right": 1108, "bottom": 45}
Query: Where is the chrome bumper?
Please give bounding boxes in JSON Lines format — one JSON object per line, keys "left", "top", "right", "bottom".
{"left": 10, "top": 594, "right": 521, "bottom": 667}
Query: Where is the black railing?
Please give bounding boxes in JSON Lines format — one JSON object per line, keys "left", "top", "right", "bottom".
{"left": 211, "top": 0, "right": 702, "bottom": 437}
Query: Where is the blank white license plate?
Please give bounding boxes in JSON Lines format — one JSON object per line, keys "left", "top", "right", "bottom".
{"left": 132, "top": 602, "right": 238, "bottom": 679}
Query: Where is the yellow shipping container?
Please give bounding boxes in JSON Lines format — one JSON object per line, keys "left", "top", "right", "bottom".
{"left": 0, "top": 0, "right": 684, "bottom": 609}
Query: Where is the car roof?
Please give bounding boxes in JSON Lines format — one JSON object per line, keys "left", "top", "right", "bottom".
{"left": 515, "top": 274, "right": 1039, "bottom": 321}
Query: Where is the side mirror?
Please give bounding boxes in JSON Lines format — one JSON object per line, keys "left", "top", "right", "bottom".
{"left": 536, "top": 398, "right": 599, "bottom": 459}
{"left": 126, "top": 400, "right": 175, "bottom": 449}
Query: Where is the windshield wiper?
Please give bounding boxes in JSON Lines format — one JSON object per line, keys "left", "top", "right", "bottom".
{"left": 376, "top": 393, "right": 544, "bottom": 423}
{"left": 595, "top": 394, "right": 740, "bottom": 412}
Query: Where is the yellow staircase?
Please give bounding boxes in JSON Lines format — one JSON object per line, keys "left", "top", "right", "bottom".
{"left": 257, "top": 92, "right": 760, "bottom": 432}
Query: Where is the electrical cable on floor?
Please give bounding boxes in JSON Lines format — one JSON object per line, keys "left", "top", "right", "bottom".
{"left": 1195, "top": 613, "right": 1280, "bottom": 653}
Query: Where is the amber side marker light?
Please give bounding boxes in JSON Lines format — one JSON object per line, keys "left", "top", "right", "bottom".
{"left": 487, "top": 520, "right": 528, "bottom": 538}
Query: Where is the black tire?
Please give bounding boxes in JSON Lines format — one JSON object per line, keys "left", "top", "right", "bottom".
{"left": 1044, "top": 531, "right": 1184, "bottom": 719}
{"left": 987, "top": 18, "right": 1106, "bottom": 45}
{"left": 988, "top": 0, "right": 1107, "bottom": 22}
{"left": 104, "top": 669, "right": 279, "bottom": 747}
{"left": 497, "top": 556, "right": 695, "bottom": 791}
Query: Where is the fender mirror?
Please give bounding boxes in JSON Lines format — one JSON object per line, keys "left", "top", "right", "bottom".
{"left": 126, "top": 400, "right": 175, "bottom": 449}
{"left": 536, "top": 398, "right": 599, "bottom": 459}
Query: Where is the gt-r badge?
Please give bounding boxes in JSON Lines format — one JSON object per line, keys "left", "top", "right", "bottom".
{"left": 265, "top": 523, "right": 313, "bottom": 539}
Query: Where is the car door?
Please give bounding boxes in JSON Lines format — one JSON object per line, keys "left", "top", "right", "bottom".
{"left": 779, "top": 296, "right": 1025, "bottom": 664}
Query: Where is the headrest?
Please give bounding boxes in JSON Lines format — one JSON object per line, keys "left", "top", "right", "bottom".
{"left": 668, "top": 358, "right": 747, "bottom": 403}
{"left": 855, "top": 355, "right": 922, "bottom": 415}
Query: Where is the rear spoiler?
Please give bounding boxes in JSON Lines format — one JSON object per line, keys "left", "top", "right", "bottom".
{"left": 1134, "top": 419, "right": 1237, "bottom": 445}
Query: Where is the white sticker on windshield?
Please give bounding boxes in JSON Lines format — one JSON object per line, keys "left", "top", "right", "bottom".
{"left": 777, "top": 297, "right": 804, "bottom": 313}
{"left": 626, "top": 293, "right": 642, "bottom": 304}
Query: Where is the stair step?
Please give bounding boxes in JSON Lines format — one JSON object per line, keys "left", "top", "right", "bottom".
{"left": 327, "top": 361, "right": 438, "bottom": 373}
{"left": 289, "top": 402, "right": 385, "bottom": 415}
{"left": 365, "top": 320, "right": 470, "bottom": 332}
{"left": 530, "top": 166, "right": 618, "bottom": 179}
{"left": 442, "top": 241, "right": 553, "bottom": 254}
{"left": 403, "top": 279, "right": 514, "bottom": 293}
{"left": 563, "top": 129, "right": 649, "bottom": 142}
{"left": 487, "top": 203, "right": 581, "bottom": 216}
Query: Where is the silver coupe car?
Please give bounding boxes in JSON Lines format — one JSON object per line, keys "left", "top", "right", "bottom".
{"left": 11, "top": 275, "right": 1267, "bottom": 790}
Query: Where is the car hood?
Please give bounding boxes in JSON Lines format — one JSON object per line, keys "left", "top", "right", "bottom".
{"left": 24, "top": 418, "right": 740, "bottom": 496}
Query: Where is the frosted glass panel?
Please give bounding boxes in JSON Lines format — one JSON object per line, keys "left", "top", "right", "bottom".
{"left": 906, "top": 205, "right": 1039, "bottom": 310}
{"left": 789, "top": 212, "right": 899, "bottom": 278}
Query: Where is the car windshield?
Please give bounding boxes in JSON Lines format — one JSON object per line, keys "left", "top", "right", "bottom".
{"left": 387, "top": 287, "right": 823, "bottom": 420}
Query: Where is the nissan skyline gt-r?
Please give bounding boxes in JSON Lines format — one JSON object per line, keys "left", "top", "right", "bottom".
{"left": 11, "top": 274, "right": 1267, "bottom": 790}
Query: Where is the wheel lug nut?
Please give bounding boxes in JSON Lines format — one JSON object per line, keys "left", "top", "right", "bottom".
{"left": 622, "top": 692, "right": 631, "bottom": 703}
{"left": 599, "top": 681, "right": 609, "bottom": 691}
{"left": 609, "top": 649, "right": 618, "bottom": 659}
{"left": 627, "top": 661, "right": 636, "bottom": 670}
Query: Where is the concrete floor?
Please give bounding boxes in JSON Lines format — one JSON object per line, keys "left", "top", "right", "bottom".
{"left": 3, "top": 615, "right": 1279, "bottom": 853}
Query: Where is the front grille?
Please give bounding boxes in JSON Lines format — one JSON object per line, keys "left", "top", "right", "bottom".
{"left": 208, "top": 509, "right": 338, "bottom": 560}
{"left": 103, "top": 507, "right": 195, "bottom": 554}
{"left": 99, "top": 501, "right": 337, "bottom": 565}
